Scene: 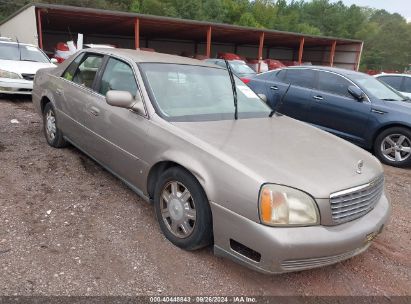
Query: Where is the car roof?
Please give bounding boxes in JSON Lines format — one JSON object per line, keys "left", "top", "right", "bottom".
{"left": 285, "top": 65, "right": 366, "bottom": 77}
{"left": 87, "top": 48, "right": 220, "bottom": 68}
{"left": 375, "top": 73, "right": 411, "bottom": 77}
{"left": 0, "top": 40, "right": 37, "bottom": 47}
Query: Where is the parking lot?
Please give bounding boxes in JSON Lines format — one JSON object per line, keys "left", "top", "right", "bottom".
{"left": 0, "top": 96, "right": 410, "bottom": 296}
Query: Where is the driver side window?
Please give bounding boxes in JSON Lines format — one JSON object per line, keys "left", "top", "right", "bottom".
{"left": 99, "top": 57, "right": 138, "bottom": 97}
{"left": 317, "top": 71, "right": 353, "bottom": 99}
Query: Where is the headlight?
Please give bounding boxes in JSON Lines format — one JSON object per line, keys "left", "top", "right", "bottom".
{"left": 0, "top": 69, "right": 22, "bottom": 79}
{"left": 259, "top": 184, "right": 319, "bottom": 226}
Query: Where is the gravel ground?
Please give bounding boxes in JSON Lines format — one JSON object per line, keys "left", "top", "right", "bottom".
{"left": 0, "top": 96, "right": 410, "bottom": 296}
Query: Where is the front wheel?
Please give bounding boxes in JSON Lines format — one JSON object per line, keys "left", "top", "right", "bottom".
{"left": 154, "top": 167, "right": 213, "bottom": 250}
{"left": 374, "top": 127, "right": 411, "bottom": 167}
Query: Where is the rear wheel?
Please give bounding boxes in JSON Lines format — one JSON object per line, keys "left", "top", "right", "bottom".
{"left": 43, "top": 103, "right": 67, "bottom": 148}
{"left": 154, "top": 167, "right": 213, "bottom": 250}
{"left": 374, "top": 127, "right": 411, "bottom": 167}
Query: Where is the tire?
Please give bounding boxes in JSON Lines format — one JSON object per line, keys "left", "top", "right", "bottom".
{"left": 374, "top": 127, "right": 411, "bottom": 168}
{"left": 154, "top": 167, "right": 213, "bottom": 250}
{"left": 43, "top": 103, "right": 67, "bottom": 148}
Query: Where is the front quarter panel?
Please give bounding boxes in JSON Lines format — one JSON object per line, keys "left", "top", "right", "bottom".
{"left": 144, "top": 119, "right": 264, "bottom": 223}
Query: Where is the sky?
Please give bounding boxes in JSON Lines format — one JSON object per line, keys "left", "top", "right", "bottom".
{"left": 328, "top": 0, "right": 411, "bottom": 21}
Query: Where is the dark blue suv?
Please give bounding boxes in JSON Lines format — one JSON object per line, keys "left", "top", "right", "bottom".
{"left": 248, "top": 66, "right": 411, "bottom": 168}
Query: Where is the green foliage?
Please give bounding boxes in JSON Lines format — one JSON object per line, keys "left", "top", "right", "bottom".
{"left": 1, "top": 0, "right": 410, "bottom": 71}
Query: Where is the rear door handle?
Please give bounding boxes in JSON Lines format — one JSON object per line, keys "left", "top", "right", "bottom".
{"left": 270, "top": 86, "right": 279, "bottom": 91}
{"left": 56, "top": 89, "right": 63, "bottom": 96}
{"left": 89, "top": 106, "right": 100, "bottom": 116}
{"left": 313, "top": 95, "right": 324, "bottom": 101}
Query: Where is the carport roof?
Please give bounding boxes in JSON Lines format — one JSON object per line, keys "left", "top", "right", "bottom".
{"left": 1, "top": 3, "right": 362, "bottom": 48}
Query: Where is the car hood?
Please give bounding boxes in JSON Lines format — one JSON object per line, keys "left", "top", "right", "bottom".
{"left": 381, "top": 99, "right": 411, "bottom": 112}
{"left": 172, "top": 115, "right": 383, "bottom": 199}
{"left": 0, "top": 59, "right": 55, "bottom": 75}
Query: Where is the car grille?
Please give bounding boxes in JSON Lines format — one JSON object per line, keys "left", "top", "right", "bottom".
{"left": 330, "top": 175, "right": 384, "bottom": 224}
{"left": 281, "top": 245, "right": 369, "bottom": 271}
{"left": 21, "top": 73, "right": 35, "bottom": 81}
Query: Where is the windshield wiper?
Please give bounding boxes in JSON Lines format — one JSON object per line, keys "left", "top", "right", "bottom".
{"left": 224, "top": 60, "right": 238, "bottom": 120}
{"left": 269, "top": 83, "right": 291, "bottom": 117}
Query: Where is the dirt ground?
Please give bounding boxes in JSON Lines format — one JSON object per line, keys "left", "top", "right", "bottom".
{"left": 0, "top": 96, "right": 410, "bottom": 296}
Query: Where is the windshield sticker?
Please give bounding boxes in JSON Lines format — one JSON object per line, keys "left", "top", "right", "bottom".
{"left": 237, "top": 85, "right": 257, "bottom": 98}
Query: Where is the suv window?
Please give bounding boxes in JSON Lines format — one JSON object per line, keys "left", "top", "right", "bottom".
{"left": 99, "top": 57, "right": 138, "bottom": 97}
{"left": 71, "top": 54, "right": 103, "bottom": 89}
{"left": 379, "top": 76, "right": 402, "bottom": 90}
{"left": 403, "top": 77, "right": 411, "bottom": 93}
{"left": 283, "top": 69, "right": 315, "bottom": 88}
{"left": 318, "top": 71, "right": 352, "bottom": 98}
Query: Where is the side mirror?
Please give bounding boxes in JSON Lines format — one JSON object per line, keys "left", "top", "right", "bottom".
{"left": 50, "top": 58, "right": 58, "bottom": 64}
{"left": 258, "top": 94, "right": 267, "bottom": 103}
{"left": 106, "top": 90, "right": 144, "bottom": 113}
{"left": 348, "top": 86, "right": 365, "bottom": 101}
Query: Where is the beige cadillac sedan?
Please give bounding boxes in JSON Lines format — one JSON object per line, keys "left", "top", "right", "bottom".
{"left": 33, "top": 49, "right": 390, "bottom": 273}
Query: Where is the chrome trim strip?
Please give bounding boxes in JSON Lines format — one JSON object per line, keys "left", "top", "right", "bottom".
{"left": 330, "top": 175, "right": 383, "bottom": 198}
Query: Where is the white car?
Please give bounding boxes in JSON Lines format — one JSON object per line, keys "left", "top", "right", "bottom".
{"left": 375, "top": 73, "right": 411, "bottom": 98}
{"left": 0, "top": 40, "right": 56, "bottom": 95}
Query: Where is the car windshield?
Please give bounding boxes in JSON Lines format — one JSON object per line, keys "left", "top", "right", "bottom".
{"left": 349, "top": 73, "right": 406, "bottom": 101}
{"left": 229, "top": 61, "right": 256, "bottom": 75}
{"left": 140, "top": 63, "right": 270, "bottom": 121}
{"left": 0, "top": 43, "right": 50, "bottom": 63}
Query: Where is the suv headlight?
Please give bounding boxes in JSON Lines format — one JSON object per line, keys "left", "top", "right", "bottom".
{"left": 259, "top": 184, "right": 319, "bottom": 226}
{"left": 0, "top": 69, "right": 22, "bottom": 79}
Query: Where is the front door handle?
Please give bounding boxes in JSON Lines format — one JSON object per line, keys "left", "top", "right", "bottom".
{"left": 313, "top": 95, "right": 324, "bottom": 101}
{"left": 89, "top": 106, "right": 100, "bottom": 116}
{"left": 270, "top": 86, "right": 279, "bottom": 91}
{"left": 56, "top": 89, "right": 63, "bottom": 96}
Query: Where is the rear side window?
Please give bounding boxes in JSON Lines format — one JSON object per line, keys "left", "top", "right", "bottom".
{"left": 317, "top": 71, "right": 352, "bottom": 98}
{"left": 71, "top": 54, "right": 104, "bottom": 89}
{"left": 379, "top": 76, "right": 402, "bottom": 90}
{"left": 276, "top": 69, "right": 286, "bottom": 81}
{"left": 99, "top": 57, "right": 138, "bottom": 97}
{"left": 62, "top": 53, "right": 84, "bottom": 81}
{"left": 283, "top": 69, "right": 315, "bottom": 88}
{"left": 255, "top": 72, "right": 274, "bottom": 81}
{"left": 403, "top": 77, "right": 411, "bottom": 93}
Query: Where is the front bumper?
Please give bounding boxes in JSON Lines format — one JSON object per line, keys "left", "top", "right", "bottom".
{"left": 211, "top": 193, "right": 390, "bottom": 274}
{"left": 0, "top": 78, "right": 33, "bottom": 95}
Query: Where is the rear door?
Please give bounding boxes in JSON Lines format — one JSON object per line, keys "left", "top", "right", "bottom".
{"left": 309, "top": 70, "right": 371, "bottom": 146}
{"left": 277, "top": 68, "right": 317, "bottom": 122}
{"left": 247, "top": 71, "right": 283, "bottom": 108}
{"left": 55, "top": 52, "right": 105, "bottom": 150}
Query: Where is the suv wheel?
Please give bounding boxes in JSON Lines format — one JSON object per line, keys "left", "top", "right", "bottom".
{"left": 154, "top": 167, "right": 213, "bottom": 250}
{"left": 374, "top": 127, "right": 411, "bottom": 167}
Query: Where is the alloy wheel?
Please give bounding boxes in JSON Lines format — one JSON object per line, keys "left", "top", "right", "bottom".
{"left": 381, "top": 134, "right": 411, "bottom": 162}
{"left": 160, "top": 181, "right": 197, "bottom": 239}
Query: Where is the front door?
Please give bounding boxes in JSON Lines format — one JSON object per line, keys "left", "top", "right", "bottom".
{"left": 309, "top": 71, "right": 371, "bottom": 147}
{"left": 84, "top": 56, "right": 151, "bottom": 191}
